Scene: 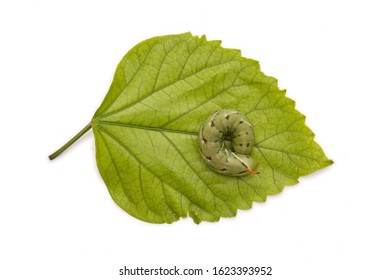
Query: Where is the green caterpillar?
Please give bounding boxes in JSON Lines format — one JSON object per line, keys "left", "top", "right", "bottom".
{"left": 198, "top": 109, "right": 258, "bottom": 176}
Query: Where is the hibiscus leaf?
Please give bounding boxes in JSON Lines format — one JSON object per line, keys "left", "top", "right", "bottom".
{"left": 49, "top": 32, "right": 332, "bottom": 224}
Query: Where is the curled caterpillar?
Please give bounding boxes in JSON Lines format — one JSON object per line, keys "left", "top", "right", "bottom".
{"left": 198, "top": 109, "right": 258, "bottom": 176}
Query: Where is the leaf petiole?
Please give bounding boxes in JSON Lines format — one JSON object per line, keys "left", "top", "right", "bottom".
{"left": 48, "top": 123, "right": 92, "bottom": 160}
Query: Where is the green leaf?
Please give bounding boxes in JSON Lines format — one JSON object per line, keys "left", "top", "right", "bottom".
{"left": 50, "top": 32, "right": 332, "bottom": 224}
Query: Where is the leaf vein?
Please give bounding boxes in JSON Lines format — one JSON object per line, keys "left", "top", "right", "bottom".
{"left": 98, "top": 124, "right": 217, "bottom": 218}
{"left": 97, "top": 60, "right": 242, "bottom": 120}
{"left": 96, "top": 128, "right": 135, "bottom": 205}
{"left": 99, "top": 43, "right": 156, "bottom": 117}
{"left": 160, "top": 62, "right": 260, "bottom": 127}
{"left": 98, "top": 120, "right": 198, "bottom": 136}
{"left": 160, "top": 132, "right": 236, "bottom": 216}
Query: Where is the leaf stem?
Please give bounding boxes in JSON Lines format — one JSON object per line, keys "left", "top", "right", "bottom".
{"left": 49, "top": 123, "right": 92, "bottom": 160}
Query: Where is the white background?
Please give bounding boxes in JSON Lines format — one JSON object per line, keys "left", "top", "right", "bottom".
{"left": 1, "top": 0, "right": 390, "bottom": 279}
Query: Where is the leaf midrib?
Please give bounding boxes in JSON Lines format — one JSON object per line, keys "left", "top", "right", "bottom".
{"left": 95, "top": 120, "right": 198, "bottom": 136}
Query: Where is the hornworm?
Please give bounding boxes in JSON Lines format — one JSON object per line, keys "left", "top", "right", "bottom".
{"left": 198, "top": 109, "right": 258, "bottom": 176}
